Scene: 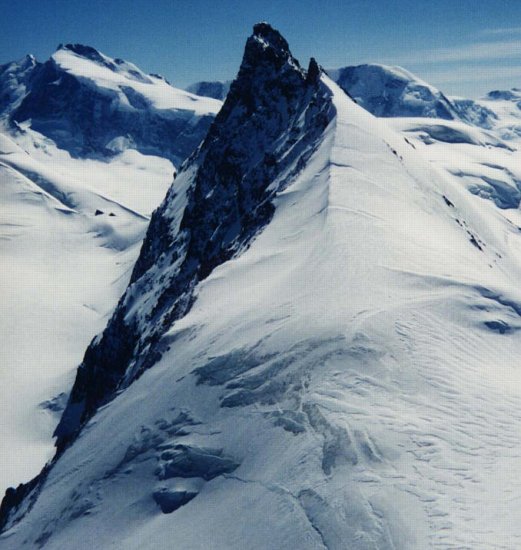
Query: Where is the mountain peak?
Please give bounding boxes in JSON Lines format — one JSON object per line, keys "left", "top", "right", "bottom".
{"left": 486, "top": 89, "right": 521, "bottom": 101}
{"left": 51, "top": 22, "right": 333, "bottom": 450}
{"left": 252, "top": 22, "right": 290, "bottom": 52}
{"left": 330, "top": 63, "right": 458, "bottom": 120}
{"left": 241, "top": 22, "right": 301, "bottom": 73}
{"left": 20, "top": 54, "right": 36, "bottom": 67}
{"left": 56, "top": 43, "right": 105, "bottom": 62}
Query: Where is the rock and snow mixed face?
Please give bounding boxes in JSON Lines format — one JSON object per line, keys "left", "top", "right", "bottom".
{"left": 4, "top": 23, "right": 521, "bottom": 550}
{"left": 0, "top": 55, "right": 38, "bottom": 116}
{"left": 185, "top": 80, "right": 232, "bottom": 101}
{"left": 53, "top": 23, "right": 333, "bottom": 447}
{"left": 3, "top": 43, "right": 221, "bottom": 165}
{"left": 0, "top": 46, "right": 222, "bottom": 499}
{"left": 328, "top": 63, "right": 459, "bottom": 120}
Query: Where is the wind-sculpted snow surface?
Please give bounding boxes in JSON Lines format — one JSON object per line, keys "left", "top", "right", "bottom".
{"left": 5, "top": 24, "right": 521, "bottom": 550}
{"left": 4, "top": 44, "right": 221, "bottom": 165}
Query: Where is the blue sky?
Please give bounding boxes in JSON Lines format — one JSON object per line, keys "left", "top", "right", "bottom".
{"left": 2, "top": 0, "right": 521, "bottom": 98}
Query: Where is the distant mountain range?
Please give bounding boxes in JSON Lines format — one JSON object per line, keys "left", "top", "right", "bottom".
{"left": 1, "top": 44, "right": 221, "bottom": 165}
{"left": 187, "top": 62, "right": 521, "bottom": 138}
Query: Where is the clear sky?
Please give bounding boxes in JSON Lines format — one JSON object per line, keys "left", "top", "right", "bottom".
{"left": 2, "top": 0, "right": 521, "bottom": 98}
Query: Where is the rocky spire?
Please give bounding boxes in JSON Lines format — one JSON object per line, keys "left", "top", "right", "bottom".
{"left": 54, "top": 22, "right": 333, "bottom": 452}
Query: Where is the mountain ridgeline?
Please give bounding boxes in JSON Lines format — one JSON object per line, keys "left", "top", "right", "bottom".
{"left": 5, "top": 21, "right": 521, "bottom": 550}
{"left": 1, "top": 44, "right": 220, "bottom": 165}
{"left": 53, "top": 23, "right": 334, "bottom": 449}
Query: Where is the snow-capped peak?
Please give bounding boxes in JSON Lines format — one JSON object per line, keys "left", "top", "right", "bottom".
{"left": 4, "top": 22, "right": 521, "bottom": 550}
{"left": 51, "top": 22, "right": 332, "bottom": 450}
{"left": 4, "top": 43, "right": 222, "bottom": 165}
{"left": 51, "top": 44, "right": 219, "bottom": 113}
{"left": 329, "top": 62, "right": 458, "bottom": 119}
{"left": 53, "top": 43, "right": 169, "bottom": 88}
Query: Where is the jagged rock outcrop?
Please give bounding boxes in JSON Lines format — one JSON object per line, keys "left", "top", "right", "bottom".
{"left": 0, "top": 55, "right": 38, "bottom": 116}
{"left": 53, "top": 22, "right": 333, "bottom": 448}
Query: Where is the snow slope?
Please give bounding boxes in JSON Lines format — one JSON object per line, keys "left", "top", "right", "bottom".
{"left": 0, "top": 44, "right": 224, "bottom": 497}
{"left": 0, "top": 129, "right": 160, "bottom": 497}
{"left": 4, "top": 24, "right": 521, "bottom": 549}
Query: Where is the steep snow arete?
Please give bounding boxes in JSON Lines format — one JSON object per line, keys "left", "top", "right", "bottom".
{"left": 3, "top": 23, "right": 521, "bottom": 549}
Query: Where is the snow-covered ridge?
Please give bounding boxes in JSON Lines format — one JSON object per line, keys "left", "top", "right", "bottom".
{"left": 4, "top": 23, "right": 521, "bottom": 550}
{"left": 53, "top": 22, "right": 333, "bottom": 449}
{"left": 2, "top": 44, "right": 222, "bottom": 165}
{"left": 52, "top": 44, "right": 221, "bottom": 114}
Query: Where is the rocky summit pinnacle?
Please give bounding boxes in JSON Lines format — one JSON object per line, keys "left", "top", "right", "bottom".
{"left": 52, "top": 22, "right": 333, "bottom": 452}
{"left": 252, "top": 22, "right": 290, "bottom": 52}
{"left": 241, "top": 22, "right": 301, "bottom": 73}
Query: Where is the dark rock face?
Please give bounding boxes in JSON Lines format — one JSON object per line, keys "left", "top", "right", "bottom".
{"left": 54, "top": 22, "right": 334, "bottom": 449}
{"left": 306, "top": 57, "right": 321, "bottom": 85}
{"left": 10, "top": 50, "right": 214, "bottom": 164}
{"left": 153, "top": 488, "right": 198, "bottom": 514}
{"left": 0, "top": 464, "right": 50, "bottom": 532}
